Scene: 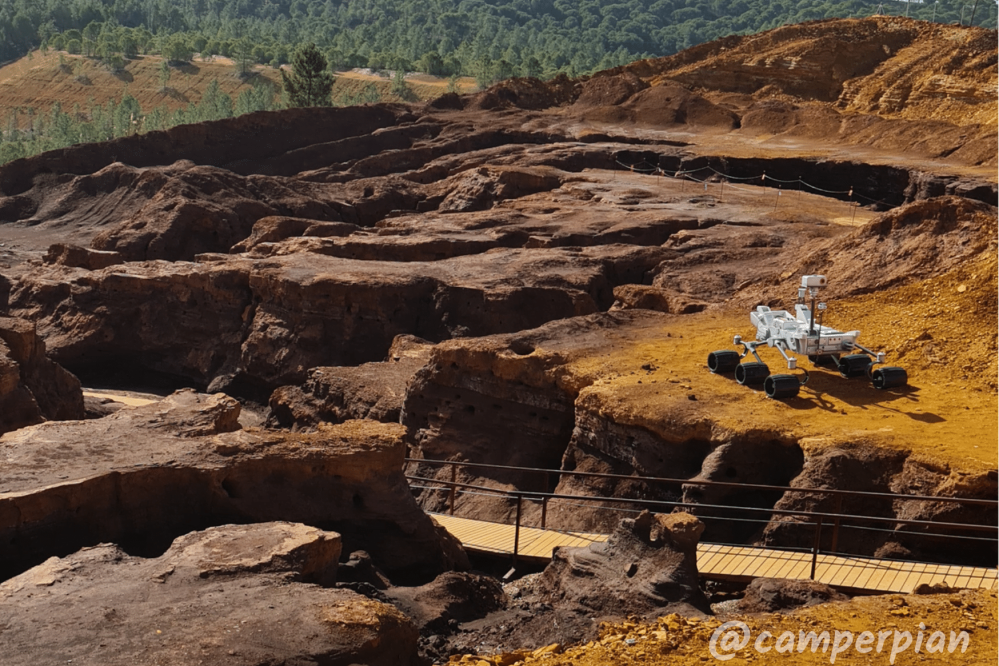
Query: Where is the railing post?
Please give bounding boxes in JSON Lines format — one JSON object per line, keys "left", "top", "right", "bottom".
{"left": 513, "top": 494, "right": 522, "bottom": 566}
{"left": 810, "top": 515, "right": 824, "bottom": 580}
{"left": 830, "top": 495, "right": 843, "bottom": 554}
{"left": 448, "top": 465, "right": 457, "bottom": 515}
{"left": 541, "top": 495, "right": 548, "bottom": 530}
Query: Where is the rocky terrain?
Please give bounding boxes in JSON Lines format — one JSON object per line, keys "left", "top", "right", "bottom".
{"left": 0, "top": 315, "right": 83, "bottom": 433}
{"left": 0, "top": 522, "right": 421, "bottom": 666}
{"left": 0, "top": 390, "right": 467, "bottom": 583}
{"left": 0, "top": 15, "right": 995, "bottom": 666}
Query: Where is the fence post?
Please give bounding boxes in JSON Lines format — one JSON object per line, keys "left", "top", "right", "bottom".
{"left": 513, "top": 494, "right": 523, "bottom": 566}
{"left": 448, "top": 465, "right": 457, "bottom": 515}
{"left": 541, "top": 470, "right": 551, "bottom": 529}
{"left": 810, "top": 515, "right": 824, "bottom": 580}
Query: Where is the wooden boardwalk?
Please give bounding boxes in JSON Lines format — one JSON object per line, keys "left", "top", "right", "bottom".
{"left": 431, "top": 513, "right": 998, "bottom": 594}
{"left": 432, "top": 513, "right": 605, "bottom": 560}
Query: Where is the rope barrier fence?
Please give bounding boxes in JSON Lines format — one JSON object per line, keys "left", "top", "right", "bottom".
{"left": 406, "top": 458, "right": 997, "bottom": 575}
{"left": 611, "top": 156, "right": 895, "bottom": 209}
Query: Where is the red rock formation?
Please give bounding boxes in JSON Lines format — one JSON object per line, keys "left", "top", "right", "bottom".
{"left": 9, "top": 246, "right": 672, "bottom": 394}
{"left": 0, "top": 315, "right": 83, "bottom": 434}
{"left": 0, "top": 390, "right": 467, "bottom": 583}
{"left": 269, "top": 334, "right": 434, "bottom": 430}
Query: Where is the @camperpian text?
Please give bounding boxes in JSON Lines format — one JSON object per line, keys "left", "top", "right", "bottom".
{"left": 708, "top": 621, "right": 971, "bottom": 664}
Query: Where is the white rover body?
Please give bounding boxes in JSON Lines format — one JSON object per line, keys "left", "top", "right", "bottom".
{"left": 707, "top": 275, "right": 907, "bottom": 399}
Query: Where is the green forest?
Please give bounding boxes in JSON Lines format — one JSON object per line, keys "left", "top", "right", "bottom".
{"left": 1, "top": 0, "right": 996, "bottom": 80}
{"left": 0, "top": 0, "right": 995, "bottom": 164}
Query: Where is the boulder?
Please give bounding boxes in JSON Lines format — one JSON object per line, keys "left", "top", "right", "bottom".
{"left": 0, "top": 522, "right": 419, "bottom": 666}
{"left": 537, "top": 510, "right": 709, "bottom": 618}
{"left": 732, "top": 577, "right": 848, "bottom": 613}
{"left": 385, "top": 571, "right": 509, "bottom": 634}
{"left": 230, "top": 215, "right": 360, "bottom": 253}
{"left": 43, "top": 243, "right": 124, "bottom": 270}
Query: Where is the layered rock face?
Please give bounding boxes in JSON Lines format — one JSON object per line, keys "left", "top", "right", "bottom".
{"left": 0, "top": 390, "right": 467, "bottom": 583}
{"left": 0, "top": 522, "right": 420, "bottom": 666}
{"left": 9, "top": 245, "right": 668, "bottom": 395}
{"left": 0, "top": 315, "right": 83, "bottom": 434}
{"left": 400, "top": 298, "right": 996, "bottom": 564}
{"left": 0, "top": 21, "right": 991, "bottom": 634}
{"left": 269, "top": 334, "right": 435, "bottom": 430}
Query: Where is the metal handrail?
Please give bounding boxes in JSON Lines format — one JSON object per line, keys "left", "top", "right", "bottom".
{"left": 404, "top": 457, "right": 999, "bottom": 507}
{"left": 405, "top": 475, "right": 999, "bottom": 534}
{"left": 405, "top": 472, "right": 999, "bottom": 576}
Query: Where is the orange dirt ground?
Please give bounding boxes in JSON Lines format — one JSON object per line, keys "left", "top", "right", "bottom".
{"left": 567, "top": 252, "right": 998, "bottom": 473}
{"left": 543, "top": 170, "right": 998, "bottom": 473}
{"left": 453, "top": 589, "right": 998, "bottom": 666}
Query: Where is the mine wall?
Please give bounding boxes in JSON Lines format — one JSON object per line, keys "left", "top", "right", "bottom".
{"left": 400, "top": 314, "right": 997, "bottom": 568}
{"left": 3, "top": 158, "right": 992, "bottom": 569}
{"left": 8, "top": 165, "right": 991, "bottom": 400}
{"left": 614, "top": 149, "right": 999, "bottom": 208}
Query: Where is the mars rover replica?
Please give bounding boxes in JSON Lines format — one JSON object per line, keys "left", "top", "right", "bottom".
{"left": 707, "top": 275, "right": 907, "bottom": 399}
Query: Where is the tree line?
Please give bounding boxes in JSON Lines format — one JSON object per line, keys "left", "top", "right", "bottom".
{"left": 1, "top": 0, "right": 995, "bottom": 83}
{"left": 0, "top": 39, "right": 425, "bottom": 166}
{"left": 0, "top": 76, "right": 272, "bottom": 164}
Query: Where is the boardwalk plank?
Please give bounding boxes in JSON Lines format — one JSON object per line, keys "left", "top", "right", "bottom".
{"left": 428, "top": 514, "right": 995, "bottom": 594}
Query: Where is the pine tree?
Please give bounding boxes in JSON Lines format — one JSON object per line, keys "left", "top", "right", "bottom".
{"left": 391, "top": 69, "right": 414, "bottom": 101}
{"left": 158, "top": 59, "right": 171, "bottom": 91}
{"left": 282, "top": 43, "right": 333, "bottom": 107}
{"left": 198, "top": 79, "right": 234, "bottom": 120}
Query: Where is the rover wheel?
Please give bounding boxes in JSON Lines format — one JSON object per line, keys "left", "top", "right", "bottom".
{"left": 707, "top": 350, "right": 740, "bottom": 373}
{"left": 735, "top": 362, "right": 770, "bottom": 386}
{"left": 872, "top": 366, "right": 907, "bottom": 390}
{"left": 765, "top": 374, "right": 800, "bottom": 399}
{"left": 838, "top": 353, "right": 871, "bottom": 378}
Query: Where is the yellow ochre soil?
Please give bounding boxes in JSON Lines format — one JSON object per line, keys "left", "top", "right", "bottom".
{"left": 567, "top": 252, "right": 998, "bottom": 472}
{"left": 453, "top": 589, "right": 997, "bottom": 666}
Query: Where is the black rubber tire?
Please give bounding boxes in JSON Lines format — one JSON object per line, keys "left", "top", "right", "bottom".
{"left": 708, "top": 350, "right": 740, "bottom": 373}
{"left": 838, "top": 353, "right": 872, "bottom": 378}
{"left": 735, "top": 362, "right": 770, "bottom": 385}
{"left": 872, "top": 366, "right": 907, "bottom": 390}
{"left": 765, "top": 374, "right": 800, "bottom": 399}
{"left": 808, "top": 354, "right": 840, "bottom": 368}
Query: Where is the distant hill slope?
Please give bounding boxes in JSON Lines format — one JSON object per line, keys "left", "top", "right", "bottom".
{"left": 0, "top": 16, "right": 992, "bottom": 168}
{"left": 0, "top": 51, "right": 476, "bottom": 127}
{"left": 484, "top": 17, "right": 997, "bottom": 166}
{"left": 616, "top": 16, "right": 998, "bottom": 127}
{"left": 1, "top": 0, "right": 995, "bottom": 79}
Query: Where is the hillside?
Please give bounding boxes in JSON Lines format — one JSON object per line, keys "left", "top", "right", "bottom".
{"left": 0, "top": 50, "right": 475, "bottom": 123}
